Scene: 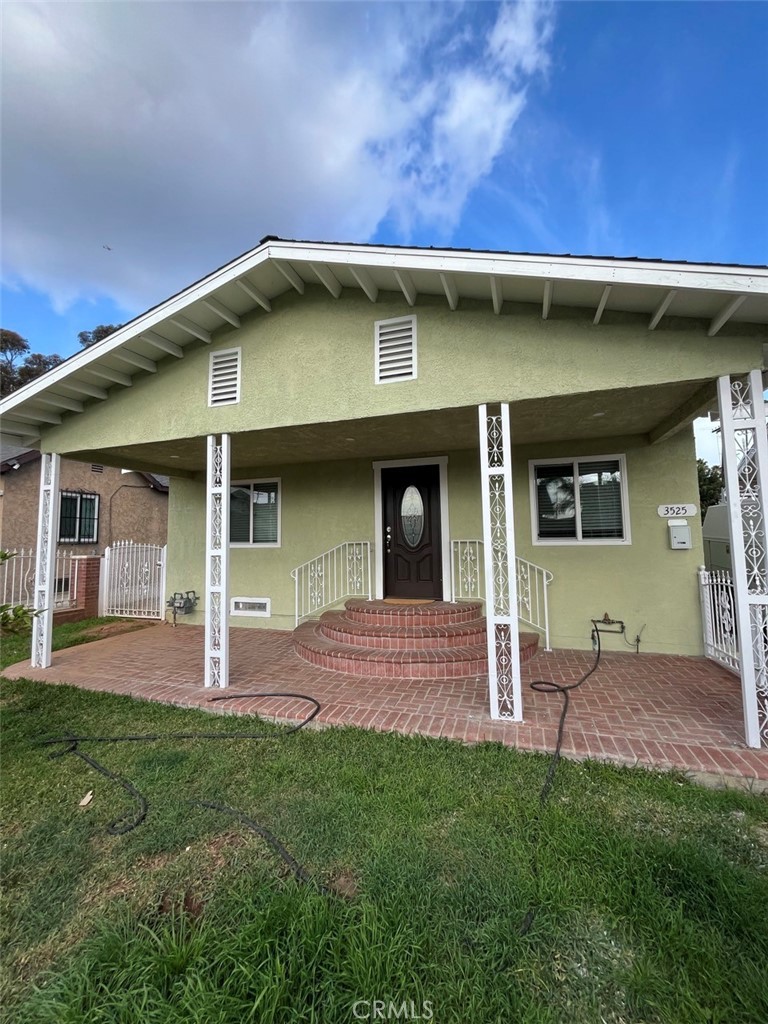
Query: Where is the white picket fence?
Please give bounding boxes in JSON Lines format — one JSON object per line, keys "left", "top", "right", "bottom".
{"left": 699, "top": 567, "right": 740, "bottom": 673}
{"left": 0, "top": 548, "right": 79, "bottom": 609}
{"left": 101, "top": 541, "right": 167, "bottom": 619}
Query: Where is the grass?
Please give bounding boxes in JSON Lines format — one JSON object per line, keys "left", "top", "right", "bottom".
{"left": 1, "top": 672, "right": 766, "bottom": 1024}
{"left": 0, "top": 617, "right": 145, "bottom": 672}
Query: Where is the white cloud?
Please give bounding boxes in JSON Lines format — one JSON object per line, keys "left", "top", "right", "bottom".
{"left": 1, "top": 1, "right": 556, "bottom": 313}
{"left": 488, "top": 0, "right": 554, "bottom": 78}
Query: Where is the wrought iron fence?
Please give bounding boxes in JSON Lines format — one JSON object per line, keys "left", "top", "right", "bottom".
{"left": 0, "top": 548, "right": 79, "bottom": 610}
{"left": 291, "top": 541, "right": 371, "bottom": 626}
{"left": 699, "top": 566, "right": 740, "bottom": 673}
{"left": 450, "top": 540, "right": 553, "bottom": 649}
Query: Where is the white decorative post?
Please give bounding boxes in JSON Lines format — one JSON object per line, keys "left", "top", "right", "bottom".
{"left": 31, "top": 453, "right": 61, "bottom": 667}
{"left": 479, "top": 403, "right": 522, "bottom": 720}
{"left": 717, "top": 370, "right": 768, "bottom": 748}
{"left": 205, "top": 434, "right": 231, "bottom": 688}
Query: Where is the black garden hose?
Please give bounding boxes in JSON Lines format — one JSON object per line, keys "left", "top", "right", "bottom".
{"left": 40, "top": 692, "right": 327, "bottom": 892}
{"left": 519, "top": 623, "right": 603, "bottom": 934}
{"left": 39, "top": 630, "right": 604, "bottom": 920}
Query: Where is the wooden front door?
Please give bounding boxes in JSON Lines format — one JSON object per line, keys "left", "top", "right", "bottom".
{"left": 382, "top": 465, "right": 443, "bottom": 599}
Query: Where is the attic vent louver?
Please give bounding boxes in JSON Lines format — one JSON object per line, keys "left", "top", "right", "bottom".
{"left": 375, "top": 315, "right": 417, "bottom": 384}
{"left": 208, "top": 348, "right": 241, "bottom": 406}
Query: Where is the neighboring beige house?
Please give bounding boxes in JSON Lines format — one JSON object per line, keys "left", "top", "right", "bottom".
{"left": 0, "top": 448, "right": 168, "bottom": 553}
{"left": 0, "top": 238, "right": 765, "bottom": 745}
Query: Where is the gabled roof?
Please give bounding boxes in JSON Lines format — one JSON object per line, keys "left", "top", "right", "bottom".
{"left": 1, "top": 237, "right": 767, "bottom": 446}
{"left": 0, "top": 448, "right": 169, "bottom": 491}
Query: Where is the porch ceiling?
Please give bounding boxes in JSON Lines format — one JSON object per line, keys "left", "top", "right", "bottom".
{"left": 60, "top": 379, "right": 713, "bottom": 475}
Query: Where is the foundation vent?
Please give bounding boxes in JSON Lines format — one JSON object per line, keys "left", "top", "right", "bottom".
{"left": 231, "top": 596, "right": 271, "bottom": 617}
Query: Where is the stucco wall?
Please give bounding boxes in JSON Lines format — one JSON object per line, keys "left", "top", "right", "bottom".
{"left": 167, "top": 428, "right": 705, "bottom": 656}
{"left": 40, "top": 289, "right": 763, "bottom": 456}
{"left": 0, "top": 459, "right": 168, "bottom": 553}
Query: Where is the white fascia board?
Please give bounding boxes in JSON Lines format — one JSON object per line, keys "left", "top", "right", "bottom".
{"left": 264, "top": 241, "right": 768, "bottom": 295}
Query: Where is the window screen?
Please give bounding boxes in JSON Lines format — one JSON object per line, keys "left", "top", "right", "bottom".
{"left": 579, "top": 460, "right": 623, "bottom": 539}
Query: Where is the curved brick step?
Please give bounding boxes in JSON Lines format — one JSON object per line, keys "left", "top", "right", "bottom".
{"left": 318, "top": 610, "right": 487, "bottom": 650}
{"left": 344, "top": 598, "right": 483, "bottom": 627}
{"left": 294, "top": 620, "right": 489, "bottom": 679}
{"left": 518, "top": 633, "right": 540, "bottom": 663}
{"left": 294, "top": 615, "right": 541, "bottom": 679}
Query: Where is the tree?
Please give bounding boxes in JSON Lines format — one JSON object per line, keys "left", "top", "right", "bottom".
{"left": 0, "top": 329, "right": 63, "bottom": 398}
{"left": 78, "top": 324, "right": 123, "bottom": 347}
{"left": 698, "top": 459, "right": 724, "bottom": 514}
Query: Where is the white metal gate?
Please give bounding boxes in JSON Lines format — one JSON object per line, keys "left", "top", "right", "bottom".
{"left": 699, "top": 567, "right": 739, "bottom": 674}
{"left": 102, "top": 541, "right": 167, "bottom": 619}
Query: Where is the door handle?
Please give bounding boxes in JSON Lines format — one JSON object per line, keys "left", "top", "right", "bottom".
{"left": 386, "top": 526, "right": 392, "bottom": 553}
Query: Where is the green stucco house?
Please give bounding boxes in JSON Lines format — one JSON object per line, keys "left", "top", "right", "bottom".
{"left": 2, "top": 239, "right": 767, "bottom": 746}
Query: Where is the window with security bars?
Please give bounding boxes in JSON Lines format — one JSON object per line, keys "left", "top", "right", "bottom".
{"left": 530, "top": 457, "right": 629, "bottom": 544}
{"left": 208, "top": 348, "right": 241, "bottom": 406}
{"left": 374, "top": 315, "right": 416, "bottom": 383}
{"left": 229, "top": 480, "right": 280, "bottom": 546}
{"left": 58, "top": 491, "right": 99, "bottom": 543}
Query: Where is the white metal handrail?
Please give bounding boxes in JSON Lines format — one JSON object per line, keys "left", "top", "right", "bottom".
{"left": 699, "top": 566, "right": 740, "bottom": 674}
{"left": 450, "top": 539, "right": 553, "bottom": 650}
{"left": 0, "top": 548, "right": 79, "bottom": 610}
{"left": 291, "top": 541, "right": 372, "bottom": 626}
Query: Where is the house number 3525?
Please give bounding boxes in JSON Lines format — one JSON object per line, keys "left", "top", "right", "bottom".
{"left": 657, "top": 504, "right": 697, "bottom": 518}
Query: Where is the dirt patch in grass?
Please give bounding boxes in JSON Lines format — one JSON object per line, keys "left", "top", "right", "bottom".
{"left": 327, "top": 866, "right": 360, "bottom": 899}
{"left": 79, "top": 620, "right": 157, "bottom": 641}
{"left": 204, "top": 831, "right": 248, "bottom": 868}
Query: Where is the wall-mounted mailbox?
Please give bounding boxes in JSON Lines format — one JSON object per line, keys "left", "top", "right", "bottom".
{"left": 668, "top": 519, "right": 692, "bottom": 550}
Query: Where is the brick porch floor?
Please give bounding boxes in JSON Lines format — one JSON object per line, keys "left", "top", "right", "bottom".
{"left": 3, "top": 624, "right": 767, "bottom": 783}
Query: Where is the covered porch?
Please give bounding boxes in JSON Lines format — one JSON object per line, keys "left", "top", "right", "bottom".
{"left": 27, "top": 373, "right": 767, "bottom": 750}
{"left": 5, "top": 623, "right": 768, "bottom": 783}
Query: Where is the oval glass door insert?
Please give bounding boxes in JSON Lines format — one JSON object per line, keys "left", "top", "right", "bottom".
{"left": 401, "top": 485, "right": 424, "bottom": 548}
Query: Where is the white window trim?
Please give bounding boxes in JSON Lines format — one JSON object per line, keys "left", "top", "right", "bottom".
{"left": 208, "top": 347, "right": 242, "bottom": 407}
{"left": 58, "top": 491, "right": 100, "bottom": 544}
{"left": 528, "top": 454, "right": 631, "bottom": 547}
{"left": 230, "top": 477, "right": 282, "bottom": 548}
{"left": 230, "top": 596, "right": 271, "bottom": 617}
{"left": 374, "top": 314, "right": 417, "bottom": 385}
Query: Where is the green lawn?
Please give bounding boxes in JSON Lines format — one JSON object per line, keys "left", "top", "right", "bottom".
{"left": 0, "top": 617, "right": 148, "bottom": 673}
{"left": 1, "top": 634, "right": 767, "bottom": 1022}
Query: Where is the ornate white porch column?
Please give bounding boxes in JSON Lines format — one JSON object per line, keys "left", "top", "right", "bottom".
{"left": 31, "top": 452, "right": 61, "bottom": 668}
{"left": 717, "top": 371, "right": 768, "bottom": 748}
{"left": 478, "top": 403, "right": 522, "bottom": 720}
{"left": 205, "top": 434, "right": 231, "bottom": 688}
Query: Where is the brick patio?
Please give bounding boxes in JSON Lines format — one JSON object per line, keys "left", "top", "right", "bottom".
{"left": 3, "top": 624, "right": 767, "bottom": 784}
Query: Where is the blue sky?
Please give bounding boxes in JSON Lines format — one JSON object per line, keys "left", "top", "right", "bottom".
{"left": 2, "top": 1, "right": 766, "bottom": 464}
